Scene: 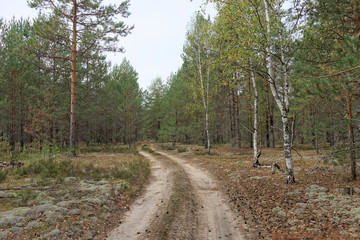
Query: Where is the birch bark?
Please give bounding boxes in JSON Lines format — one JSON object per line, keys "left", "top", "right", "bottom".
{"left": 263, "top": 0, "right": 295, "bottom": 184}
{"left": 197, "top": 48, "right": 211, "bottom": 155}
{"left": 250, "top": 68, "right": 260, "bottom": 167}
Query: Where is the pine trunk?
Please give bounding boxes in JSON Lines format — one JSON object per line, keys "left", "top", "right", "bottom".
{"left": 70, "top": 0, "right": 77, "bottom": 157}
{"left": 346, "top": 91, "right": 357, "bottom": 181}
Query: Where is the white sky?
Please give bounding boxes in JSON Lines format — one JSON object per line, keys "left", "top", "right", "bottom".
{"left": 0, "top": 0, "right": 215, "bottom": 90}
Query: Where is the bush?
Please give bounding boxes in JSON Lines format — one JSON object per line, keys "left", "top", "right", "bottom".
{"left": 0, "top": 170, "right": 7, "bottom": 182}
{"left": 16, "top": 189, "right": 38, "bottom": 206}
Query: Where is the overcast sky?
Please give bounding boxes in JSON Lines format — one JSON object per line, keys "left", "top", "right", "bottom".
{"left": 0, "top": 0, "right": 215, "bottom": 90}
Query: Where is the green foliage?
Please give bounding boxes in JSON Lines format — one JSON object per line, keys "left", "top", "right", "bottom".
{"left": 16, "top": 189, "right": 38, "bottom": 206}
{"left": 0, "top": 170, "right": 7, "bottom": 183}
{"left": 77, "top": 145, "right": 138, "bottom": 155}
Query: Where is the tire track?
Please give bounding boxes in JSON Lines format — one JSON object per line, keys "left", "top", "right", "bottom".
{"left": 107, "top": 146, "right": 246, "bottom": 240}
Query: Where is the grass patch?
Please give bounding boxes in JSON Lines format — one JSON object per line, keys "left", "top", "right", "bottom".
{"left": 142, "top": 145, "right": 161, "bottom": 155}
{"left": 0, "top": 170, "right": 8, "bottom": 182}
{"left": 158, "top": 143, "right": 188, "bottom": 153}
{"left": 77, "top": 144, "right": 138, "bottom": 155}
{"left": 16, "top": 188, "right": 39, "bottom": 206}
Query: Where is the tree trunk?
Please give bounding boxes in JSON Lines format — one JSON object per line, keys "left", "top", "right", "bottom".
{"left": 70, "top": 0, "right": 78, "bottom": 157}
{"left": 346, "top": 91, "right": 357, "bottom": 181}
{"left": 229, "top": 86, "right": 235, "bottom": 146}
{"left": 20, "top": 87, "right": 24, "bottom": 152}
{"left": 328, "top": 101, "right": 334, "bottom": 147}
{"left": 205, "top": 71, "right": 211, "bottom": 155}
{"left": 235, "top": 87, "right": 241, "bottom": 148}
{"left": 197, "top": 49, "right": 210, "bottom": 154}
{"left": 248, "top": 76, "right": 253, "bottom": 148}
{"left": 264, "top": 0, "right": 295, "bottom": 184}
{"left": 9, "top": 84, "right": 16, "bottom": 151}
{"left": 251, "top": 68, "right": 260, "bottom": 167}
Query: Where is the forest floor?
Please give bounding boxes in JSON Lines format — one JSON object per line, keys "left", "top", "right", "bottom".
{"left": 0, "top": 145, "right": 150, "bottom": 240}
{"left": 156, "top": 143, "right": 360, "bottom": 240}
{"left": 1, "top": 143, "right": 359, "bottom": 239}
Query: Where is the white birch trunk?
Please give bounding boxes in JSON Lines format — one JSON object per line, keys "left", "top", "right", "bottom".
{"left": 263, "top": 0, "right": 295, "bottom": 184}
{"left": 197, "top": 49, "right": 211, "bottom": 154}
{"left": 250, "top": 68, "right": 260, "bottom": 167}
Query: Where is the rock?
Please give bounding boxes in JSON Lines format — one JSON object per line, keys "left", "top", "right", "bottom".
{"left": 0, "top": 216, "right": 25, "bottom": 228}
{"left": 0, "top": 231, "right": 9, "bottom": 240}
{"left": 69, "top": 209, "right": 80, "bottom": 216}
{"left": 25, "top": 220, "right": 41, "bottom": 229}
{"left": 44, "top": 229, "right": 62, "bottom": 239}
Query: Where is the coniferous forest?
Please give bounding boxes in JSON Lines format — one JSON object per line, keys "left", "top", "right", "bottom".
{"left": 2, "top": 0, "right": 359, "bottom": 181}
{"left": 1, "top": 1, "right": 360, "bottom": 239}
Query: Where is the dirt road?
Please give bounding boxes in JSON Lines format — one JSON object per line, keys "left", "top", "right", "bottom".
{"left": 107, "top": 146, "right": 246, "bottom": 240}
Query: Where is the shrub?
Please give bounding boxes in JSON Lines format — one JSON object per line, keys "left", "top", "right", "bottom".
{"left": 0, "top": 170, "right": 7, "bottom": 182}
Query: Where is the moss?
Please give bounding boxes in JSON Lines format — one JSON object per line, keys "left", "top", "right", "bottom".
{"left": 295, "top": 203, "right": 307, "bottom": 208}
{"left": 272, "top": 206, "right": 282, "bottom": 213}
{"left": 278, "top": 211, "right": 286, "bottom": 217}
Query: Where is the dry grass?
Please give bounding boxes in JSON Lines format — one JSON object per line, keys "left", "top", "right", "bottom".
{"left": 75, "top": 153, "right": 140, "bottom": 169}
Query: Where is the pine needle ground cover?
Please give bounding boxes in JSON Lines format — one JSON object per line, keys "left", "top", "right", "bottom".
{"left": 0, "top": 144, "right": 149, "bottom": 239}
{"left": 161, "top": 143, "right": 360, "bottom": 240}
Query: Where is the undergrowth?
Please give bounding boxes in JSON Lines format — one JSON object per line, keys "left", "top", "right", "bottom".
{"left": 0, "top": 144, "right": 149, "bottom": 184}
{"left": 142, "top": 145, "right": 161, "bottom": 155}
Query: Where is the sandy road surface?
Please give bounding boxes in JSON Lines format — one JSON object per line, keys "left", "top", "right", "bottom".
{"left": 107, "top": 147, "right": 246, "bottom": 240}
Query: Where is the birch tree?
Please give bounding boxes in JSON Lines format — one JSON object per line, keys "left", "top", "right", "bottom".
{"left": 183, "top": 13, "right": 212, "bottom": 154}
{"left": 263, "top": 0, "right": 296, "bottom": 184}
